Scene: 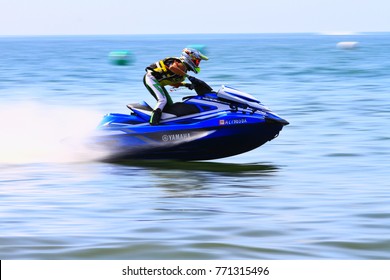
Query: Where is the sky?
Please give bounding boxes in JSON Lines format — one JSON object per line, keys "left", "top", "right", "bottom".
{"left": 0, "top": 0, "right": 389, "bottom": 36}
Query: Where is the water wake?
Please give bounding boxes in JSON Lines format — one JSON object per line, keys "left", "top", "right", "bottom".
{"left": 0, "top": 102, "right": 107, "bottom": 164}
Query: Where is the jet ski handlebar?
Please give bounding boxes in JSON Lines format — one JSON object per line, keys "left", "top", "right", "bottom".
{"left": 187, "top": 75, "right": 214, "bottom": 96}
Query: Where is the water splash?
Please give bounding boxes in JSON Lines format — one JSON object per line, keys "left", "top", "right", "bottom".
{"left": 0, "top": 102, "right": 107, "bottom": 164}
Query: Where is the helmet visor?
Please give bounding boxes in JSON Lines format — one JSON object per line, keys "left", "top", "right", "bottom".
{"left": 193, "top": 58, "right": 200, "bottom": 66}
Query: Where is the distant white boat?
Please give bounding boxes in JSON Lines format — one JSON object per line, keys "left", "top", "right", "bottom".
{"left": 336, "top": 41, "right": 359, "bottom": 49}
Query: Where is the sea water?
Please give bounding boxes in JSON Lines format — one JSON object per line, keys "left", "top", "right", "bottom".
{"left": 0, "top": 33, "right": 389, "bottom": 259}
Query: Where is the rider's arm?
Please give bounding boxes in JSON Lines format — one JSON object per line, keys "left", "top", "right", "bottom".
{"left": 171, "top": 82, "right": 183, "bottom": 88}
{"left": 169, "top": 61, "right": 188, "bottom": 77}
{"left": 171, "top": 82, "right": 194, "bottom": 89}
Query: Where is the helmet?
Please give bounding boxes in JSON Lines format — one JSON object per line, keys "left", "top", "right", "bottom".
{"left": 180, "top": 48, "right": 208, "bottom": 74}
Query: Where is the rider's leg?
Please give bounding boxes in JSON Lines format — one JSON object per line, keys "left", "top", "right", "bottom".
{"left": 143, "top": 73, "right": 170, "bottom": 125}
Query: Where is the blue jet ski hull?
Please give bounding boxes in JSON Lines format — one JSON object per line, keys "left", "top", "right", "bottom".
{"left": 93, "top": 112, "right": 286, "bottom": 161}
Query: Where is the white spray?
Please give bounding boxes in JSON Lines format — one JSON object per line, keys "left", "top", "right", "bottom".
{"left": 0, "top": 102, "right": 109, "bottom": 164}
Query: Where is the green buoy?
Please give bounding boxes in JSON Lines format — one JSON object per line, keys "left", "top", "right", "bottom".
{"left": 108, "top": 50, "right": 134, "bottom": 66}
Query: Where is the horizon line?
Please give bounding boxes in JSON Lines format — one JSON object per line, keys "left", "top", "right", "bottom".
{"left": 1, "top": 31, "right": 389, "bottom": 38}
{"left": 1, "top": 32, "right": 322, "bottom": 38}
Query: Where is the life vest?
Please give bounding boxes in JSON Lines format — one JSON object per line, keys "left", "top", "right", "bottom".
{"left": 146, "top": 57, "right": 186, "bottom": 86}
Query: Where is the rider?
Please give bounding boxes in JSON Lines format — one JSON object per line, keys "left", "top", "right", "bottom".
{"left": 144, "top": 48, "right": 208, "bottom": 125}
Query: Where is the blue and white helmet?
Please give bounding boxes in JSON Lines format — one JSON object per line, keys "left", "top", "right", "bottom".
{"left": 180, "top": 48, "right": 208, "bottom": 74}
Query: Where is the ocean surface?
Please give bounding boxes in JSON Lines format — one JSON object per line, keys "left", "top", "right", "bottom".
{"left": 0, "top": 33, "right": 389, "bottom": 259}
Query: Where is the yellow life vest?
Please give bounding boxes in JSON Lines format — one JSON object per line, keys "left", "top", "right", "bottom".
{"left": 146, "top": 57, "right": 186, "bottom": 86}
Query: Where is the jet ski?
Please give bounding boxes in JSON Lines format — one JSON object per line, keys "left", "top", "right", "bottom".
{"left": 93, "top": 76, "right": 289, "bottom": 161}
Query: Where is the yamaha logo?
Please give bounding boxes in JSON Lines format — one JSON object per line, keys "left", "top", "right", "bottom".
{"left": 162, "top": 133, "right": 191, "bottom": 142}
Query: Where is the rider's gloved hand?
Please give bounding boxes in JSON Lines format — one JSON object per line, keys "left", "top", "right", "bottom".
{"left": 183, "top": 83, "right": 195, "bottom": 90}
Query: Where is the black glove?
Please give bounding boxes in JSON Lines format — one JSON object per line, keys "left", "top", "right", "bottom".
{"left": 183, "top": 83, "right": 195, "bottom": 90}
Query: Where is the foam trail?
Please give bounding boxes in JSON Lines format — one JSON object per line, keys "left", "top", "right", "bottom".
{"left": 0, "top": 102, "right": 108, "bottom": 164}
